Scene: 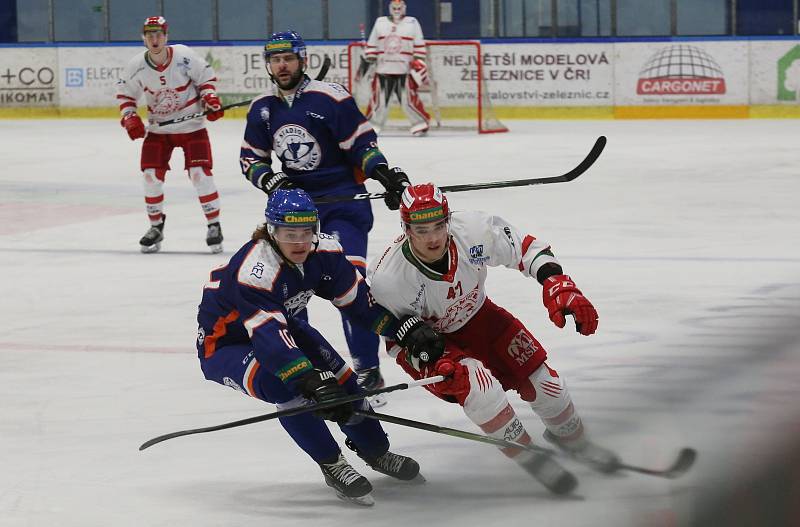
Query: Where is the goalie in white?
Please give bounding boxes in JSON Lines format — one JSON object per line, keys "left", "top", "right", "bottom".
{"left": 362, "top": 0, "right": 431, "bottom": 136}
{"left": 367, "top": 183, "right": 620, "bottom": 495}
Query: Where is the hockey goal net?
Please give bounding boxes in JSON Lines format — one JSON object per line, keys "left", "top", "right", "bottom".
{"left": 347, "top": 40, "right": 508, "bottom": 134}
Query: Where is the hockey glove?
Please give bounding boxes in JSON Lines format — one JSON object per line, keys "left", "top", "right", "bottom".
{"left": 542, "top": 274, "right": 598, "bottom": 336}
{"left": 258, "top": 171, "right": 295, "bottom": 195}
{"left": 297, "top": 369, "right": 353, "bottom": 423}
{"left": 370, "top": 164, "right": 410, "bottom": 211}
{"left": 395, "top": 315, "right": 445, "bottom": 367}
{"left": 120, "top": 113, "right": 145, "bottom": 140}
{"left": 202, "top": 92, "right": 224, "bottom": 121}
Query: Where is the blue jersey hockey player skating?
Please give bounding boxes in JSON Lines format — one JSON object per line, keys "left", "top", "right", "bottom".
{"left": 239, "top": 30, "right": 411, "bottom": 398}
{"left": 196, "top": 189, "right": 431, "bottom": 505}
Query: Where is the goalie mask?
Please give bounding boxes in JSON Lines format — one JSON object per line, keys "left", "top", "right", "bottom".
{"left": 389, "top": 0, "right": 406, "bottom": 21}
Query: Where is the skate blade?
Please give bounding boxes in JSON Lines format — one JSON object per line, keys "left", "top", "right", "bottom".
{"left": 208, "top": 243, "right": 223, "bottom": 254}
{"left": 334, "top": 490, "right": 374, "bottom": 507}
{"left": 140, "top": 242, "right": 161, "bottom": 253}
{"left": 367, "top": 393, "right": 387, "bottom": 408}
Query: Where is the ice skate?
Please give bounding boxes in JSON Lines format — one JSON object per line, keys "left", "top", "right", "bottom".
{"left": 206, "top": 221, "right": 223, "bottom": 254}
{"left": 139, "top": 215, "right": 165, "bottom": 253}
{"left": 319, "top": 453, "right": 374, "bottom": 506}
{"left": 543, "top": 430, "right": 621, "bottom": 474}
{"left": 346, "top": 439, "right": 424, "bottom": 483}
{"left": 356, "top": 366, "right": 387, "bottom": 408}
{"left": 518, "top": 452, "right": 578, "bottom": 495}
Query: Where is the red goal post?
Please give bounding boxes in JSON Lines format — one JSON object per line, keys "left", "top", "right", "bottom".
{"left": 347, "top": 40, "right": 508, "bottom": 134}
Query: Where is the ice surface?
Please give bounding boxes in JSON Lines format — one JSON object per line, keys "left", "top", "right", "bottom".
{"left": 1, "top": 118, "right": 799, "bottom": 526}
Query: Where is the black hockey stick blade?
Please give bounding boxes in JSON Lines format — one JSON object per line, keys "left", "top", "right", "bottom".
{"left": 315, "top": 55, "right": 332, "bottom": 81}
{"left": 314, "top": 135, "right": 606, "bottom": 204}
{"left": 358, "top": 410, "right": 696, "bottom": 480}
{"left": 617, "top": 448, "right": 697, "bottom": 479}
{"left": 138, "top": 375, "right": 444, "bottom": 451}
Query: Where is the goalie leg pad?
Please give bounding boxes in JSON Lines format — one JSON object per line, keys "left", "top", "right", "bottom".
{"left": 525, "top": 363, "right": 584, "bottom": 441}
{"left": 402, "top": 75, "right": 430, "bottom": 131}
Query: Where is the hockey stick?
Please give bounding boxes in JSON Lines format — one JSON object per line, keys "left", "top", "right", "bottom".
{"left": 138, "top": 373, "right": 444, "bottom": 451}
{"left": 314, "top": 135, "right": 606, "bottom": 204}
{"left": 154, "top": 55, "right": 333, "bottom": 128}
{"left": 355, "top": 409, "right": 697, "bottom": 479}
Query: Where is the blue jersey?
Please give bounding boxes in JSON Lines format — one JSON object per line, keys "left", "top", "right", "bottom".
{"left": 196, "top": 233, "right": 397, "bottom": 387}
{"left": 240, "top": 76, "right": 387, "bottom": 197}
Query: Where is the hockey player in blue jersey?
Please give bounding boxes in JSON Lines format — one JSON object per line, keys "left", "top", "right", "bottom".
{"left": 239, "top": 30, "right": 409, "bottom": 401}
{"left": 196, "top": 189, "right": 439, "bottom": 506}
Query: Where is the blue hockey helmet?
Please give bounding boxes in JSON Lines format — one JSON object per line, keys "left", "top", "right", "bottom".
{"left": 265, "top": 188, "right": 320, "bottom": 241}
{"left": 263, "top": 30, "right": 307, "bottom": 63}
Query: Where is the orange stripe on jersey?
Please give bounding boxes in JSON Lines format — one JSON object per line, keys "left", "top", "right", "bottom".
{"left": 203, "top": 310, "right": 240, "bottom": 359}
{"left": 338, "top": 368, "right": 353, "bottom": 385}
{"left": 246, "top": 361, "right": 261, "bottom": 396}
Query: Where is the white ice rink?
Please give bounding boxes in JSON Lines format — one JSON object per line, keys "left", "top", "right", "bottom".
{"left": 2, "top": 118, "right": 799, "bottom": 526}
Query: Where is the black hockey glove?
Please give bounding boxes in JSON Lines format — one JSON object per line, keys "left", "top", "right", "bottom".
{"left": 395, "top": 315, "right": 445, "bottom": 366}
{"left": 297, "top": 369, "right": 353, "bottom": 423}
{"left": 257, "top": 171, "right": 294, "bottom": 195}
{"left": 370, "top": 164, "right": 410, "bottom": 210}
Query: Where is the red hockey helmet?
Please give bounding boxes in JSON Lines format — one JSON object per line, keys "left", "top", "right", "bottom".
{"left": 143, "top": 16, "right": 168, "bottom": 34}
{"left": 400, "top": 183, "right": 449, "bottom": 225}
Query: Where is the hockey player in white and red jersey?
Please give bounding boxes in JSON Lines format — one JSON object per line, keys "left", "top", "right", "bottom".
{"left": 363, "top": 0, "right": 431, "bottom": 136}
{"left": 116, "top": 16, "right": 224, "bottom": 254}
{"left": 367, "top": 183, "right": 620, "bottom": 495}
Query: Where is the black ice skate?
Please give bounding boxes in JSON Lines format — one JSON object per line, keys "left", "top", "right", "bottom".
{"left": 346, "top": 438, "right": 424, "bottom": 483}
{"left": 206, "top": 221, "right": 223, "bottom": 254}
{"left": 356, "top": 366, "right": 387, "bottom": 408}
{"left": 139, "top": 215, "right": 165, "bottom": 253}
{"left": 518, "top": 452, "right": 578, "bottom": 495}
{"left": 319, "top": 453, "right": 374, "bottom": 506}
{"left": 543, "top": 430, "right": 621, "bottom": 474}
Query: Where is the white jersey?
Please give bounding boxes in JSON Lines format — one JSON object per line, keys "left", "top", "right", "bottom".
{"left": 116, "top": 44, "right": 217, "bottom": 134}
{"left": 367, "top": 211, "right": 560, "bottom": 336}
{"left": 365, "top": 16, "right": 426, "bottom": 75}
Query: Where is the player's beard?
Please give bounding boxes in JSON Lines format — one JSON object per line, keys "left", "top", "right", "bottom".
{"left": 273, "top": 68, "right": 304, "bottom": 91}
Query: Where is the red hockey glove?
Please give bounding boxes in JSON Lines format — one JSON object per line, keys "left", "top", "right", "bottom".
{"left": 542, "top": 274, "right": 598, "bottom": 336}
{"left": 202, "top": 92, "right": 224, "bottom": 121}
{"left": 431, "top": 357, "right": 470, "bottom": 403}
{"left": 120, "top": 113, "right": 145, "bottom": 140}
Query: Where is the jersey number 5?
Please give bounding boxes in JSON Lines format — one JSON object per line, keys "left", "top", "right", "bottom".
{"left": 159, "top": 75, "right": 166, "bottom": 86}
{"left": 447, "top": 281, "right": 463, "bottom": 300}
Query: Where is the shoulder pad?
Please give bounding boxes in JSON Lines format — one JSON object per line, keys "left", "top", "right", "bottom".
{"left": 237, "top": 241, "right": 283, "bottom": 291}
{"left": 305, "top": 80, "right": 351, "bottom": 103}
{"left": 316, "top": 234, "right": 344, "bottom": 253}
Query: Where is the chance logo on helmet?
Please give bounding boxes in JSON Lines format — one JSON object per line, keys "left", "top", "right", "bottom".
{"left": 400, "top": 183, "right": 450, "bottom": 225}
{"left": 262, "top": 30, "right": 308, "bottom": 62}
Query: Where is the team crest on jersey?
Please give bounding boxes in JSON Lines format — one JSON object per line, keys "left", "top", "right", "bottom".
{"left": 384, "top": 32, "right": 403, "bottom": 54}
{"left": 469, "top": 244, "right": 490, "bottom": 265}
{"left": 285, "top": 289, "right": 315, "bottom": 315}
{"left": 273, "top": 124, "right": 321, "bottom": 171}
{"left": 151, "top": 88, "right": 182, "bottom": 116}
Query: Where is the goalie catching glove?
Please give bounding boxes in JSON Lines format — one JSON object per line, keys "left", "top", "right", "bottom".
{"left": 370, "top": 165, "right": 410, "bottom": 210}
{"left": 395, "top": 315, "right": 445, "bottom": 368}
{"left": 297, "top": 368, "right": 353, "bottom": 423}
{"left": 542, "top": 274, "right": 598, "bottom": 336}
